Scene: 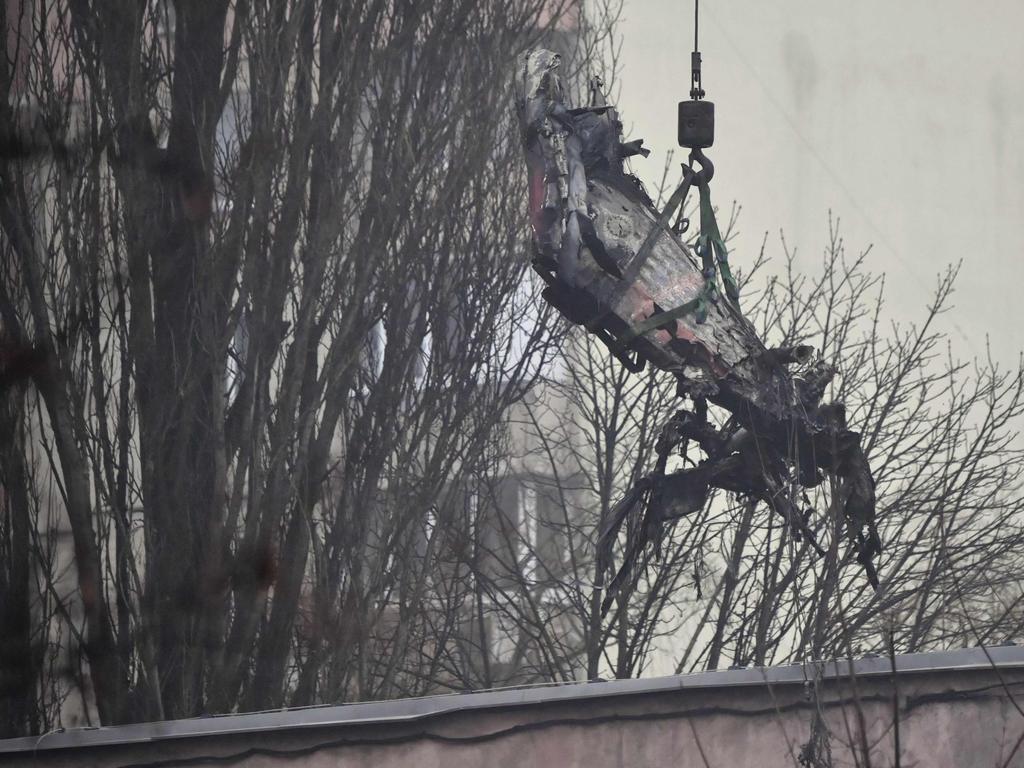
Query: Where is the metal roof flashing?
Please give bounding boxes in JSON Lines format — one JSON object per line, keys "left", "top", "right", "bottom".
{"left": 2, "top": 645, "right": 1022, "bottom": 754}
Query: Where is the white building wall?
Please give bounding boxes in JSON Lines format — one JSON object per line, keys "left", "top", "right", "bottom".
{"left": 619, "top": 0, "right": 1024, "bottom": 364}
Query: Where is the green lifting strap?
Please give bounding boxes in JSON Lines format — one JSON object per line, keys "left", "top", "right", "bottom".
{"left": 609, "top": 179, "right": 740, "bottom": 354}
{"left": 697, "top": 181, "right": 740, "bottom": 302}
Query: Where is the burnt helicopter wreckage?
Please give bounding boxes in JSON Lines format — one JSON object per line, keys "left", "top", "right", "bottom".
{"left": 514, "top": 48, "right": 881, "bottom": 606}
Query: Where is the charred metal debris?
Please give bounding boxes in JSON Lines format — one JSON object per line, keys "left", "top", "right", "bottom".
{"left": 513, "top": 49, "right": 882, "bottom": 606}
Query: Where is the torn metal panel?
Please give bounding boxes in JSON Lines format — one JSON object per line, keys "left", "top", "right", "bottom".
{"left": 514, "top": 50, "right": 881, "bottom": 593}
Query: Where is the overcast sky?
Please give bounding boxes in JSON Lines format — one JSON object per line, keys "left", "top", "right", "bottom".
{"left": 616, "top": 0, "right": 1024, "bottom": 366}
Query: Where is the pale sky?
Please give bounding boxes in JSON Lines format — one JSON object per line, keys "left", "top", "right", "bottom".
{"left": 617, "top": 0, "right": 1024, "bottom": 366}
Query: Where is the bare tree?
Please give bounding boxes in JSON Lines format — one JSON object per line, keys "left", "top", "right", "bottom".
{"left": 0, "top": 0, "right": 590, "bottom": 734}
{"left": 510, "top": 215, "right": 1024, "bottom": 683}
{"left": 4, "top": 0, "right": 1020, "bottom": 743}
{"left": 714, "top": 224, "right": 1024, "bottom": 668}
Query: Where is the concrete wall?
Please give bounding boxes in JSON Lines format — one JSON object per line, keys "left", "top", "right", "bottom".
{"left": 4, "top": 647, "right": 1023, "bottom": 767}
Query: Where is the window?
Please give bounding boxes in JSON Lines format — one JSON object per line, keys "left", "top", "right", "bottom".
{"left": 518, "top": 481, "right": 537, "bottom": 578}
{"left": 225, "top": 310, "right": 249, "bottom": 405}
